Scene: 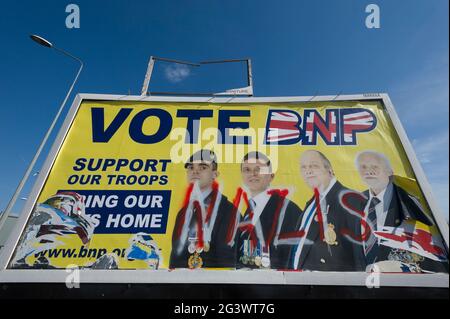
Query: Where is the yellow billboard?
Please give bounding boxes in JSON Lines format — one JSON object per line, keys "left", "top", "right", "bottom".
{"left": 7, "top": 96, "right": 449, "bottom": 274}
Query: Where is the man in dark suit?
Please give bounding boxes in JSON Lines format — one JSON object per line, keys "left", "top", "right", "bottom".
{"left": 291, "top": 150, "right": 366, "bottom": 272}
{"left": 236, "top": 151, "right": 302, "bottom": 270}
{"left": 356, "top": 151, "right": 448, "bottom": 273}
{"left": 169, "top": 149, "right": 237, "bottom": 269}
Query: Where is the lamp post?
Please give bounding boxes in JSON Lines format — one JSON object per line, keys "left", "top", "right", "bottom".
{"left": 0, "top": 35, "right": 84, "bottom": 233}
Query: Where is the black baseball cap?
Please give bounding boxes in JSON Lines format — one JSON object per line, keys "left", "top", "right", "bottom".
{"left": 184, "top": 149, "right": 218, "bottom": 169}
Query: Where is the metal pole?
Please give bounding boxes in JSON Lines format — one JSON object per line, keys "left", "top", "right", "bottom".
{"left": 153, "top": 57, "right": 200, "bottom": 67}
{"left": 247, "top": 59, "right": 254, "bottom": 96}
{"left": 0, "top": 46, "right": 83, "bottom": 234}
{"left": 141, "top": 56, "right": 155, "bottom": 96}
{"left": 200, "top": 58, "right": 249, "bottom": 64}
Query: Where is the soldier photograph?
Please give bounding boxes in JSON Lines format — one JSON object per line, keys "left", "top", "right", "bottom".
{"left": 236, "top": 151, "right": 302, "bottom": 270}
{"left": 291, "top": 150, "right": 366, "bottom": 272}
{"left": 356, "top": 150, "right": 449, "bottom": 273}
{"left": 169, "top": 149, "right": 238, "bottom": 269}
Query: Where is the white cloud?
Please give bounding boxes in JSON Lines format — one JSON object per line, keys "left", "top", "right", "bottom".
{"left": 164, "top": 64, "right": 191, "bottom": 83}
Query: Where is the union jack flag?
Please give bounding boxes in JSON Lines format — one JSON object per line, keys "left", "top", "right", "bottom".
{"left": 342, "top": 110, "right": 376, "bottom": 143}
{"left": 305, "top": 110, "right": 337, "bottom": 144}
{"left": 265, "top": 111, "right": 301, "bottom": 143}
{"left": 375, "top": 221, "right": 448, "bottom": 262}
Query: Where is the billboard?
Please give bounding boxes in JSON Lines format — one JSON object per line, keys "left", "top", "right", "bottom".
{"left": 0, "top": 94, "right": 448, "bottom": 285}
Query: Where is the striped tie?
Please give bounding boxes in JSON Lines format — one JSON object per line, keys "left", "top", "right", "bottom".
{"left": 245, "top": 199, "right": 255, "bottom": 221}
{"left": 250, "top": 199, "right": 256, "bottom": 211}
{"left": 239, "top": 200, "right": 256, "bottom": 261}
{"left": 240, "top": 200, "right": 254, "bottom": 238}
{"left": 365, "top": 196, "right": 381, "bottom": 264}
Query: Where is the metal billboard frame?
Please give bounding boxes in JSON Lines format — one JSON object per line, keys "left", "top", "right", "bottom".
{"left": 0, "top": 93, "right": 448, "bottom": 288}
{"left": 141, "top": 56, "right": 254, "bottom": 97}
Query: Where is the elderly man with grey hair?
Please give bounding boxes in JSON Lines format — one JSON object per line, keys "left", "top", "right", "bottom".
{"left": 356, "top": 150, "right": 448, "bottom": 273}
{"left": 291, "top": 150, "right": 366, "bottom": 272}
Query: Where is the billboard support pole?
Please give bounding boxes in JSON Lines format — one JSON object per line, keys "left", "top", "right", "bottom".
{"left": 247, "top": 59, "right": 253, "bottom": 91}
{"left": 141, "top": 56, "right": 155, "bottom": 96}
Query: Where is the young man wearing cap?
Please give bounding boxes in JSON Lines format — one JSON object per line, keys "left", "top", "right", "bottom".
{"left": 169, "top": 149, "right": 238, "bottom": 269}
{"left": 236, "top": 151, "right": 302, "bottom": 270}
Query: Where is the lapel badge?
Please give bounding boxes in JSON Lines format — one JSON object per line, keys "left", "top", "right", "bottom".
{"left": 324, "top": 223, "right": 338, "bottom": 246}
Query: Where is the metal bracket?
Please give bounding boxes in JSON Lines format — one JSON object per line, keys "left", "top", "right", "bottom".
{"left": 140, "top": 57, "right": 254, "bottom": 97}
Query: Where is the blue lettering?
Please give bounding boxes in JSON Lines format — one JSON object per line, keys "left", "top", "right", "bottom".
{"left": 129, "top": 109, "right": 173, "bottom": 144}
{"left": 92, "top": 108, "right": 132, "bottom": 143}
{"left": 177, "top": 109, "right": 213, "bottom": 144}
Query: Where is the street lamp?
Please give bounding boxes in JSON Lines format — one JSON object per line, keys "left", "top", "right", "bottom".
{"left": 0, "top": 35, "right": 84, "bottom": 233}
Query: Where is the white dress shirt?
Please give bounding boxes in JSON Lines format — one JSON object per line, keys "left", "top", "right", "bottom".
{"left": 364, "top": 188, "right": 388, "bottom": 230}
{"left": 249, "top": 188, "right": 271, "bottom": 225}
{"left": 318, "top": 177, "right": 337, "bottom": 207}
{"left": 361, "top": 184, "right": 393, "bottom": 254}
{"left": 201, "top": 187, "right": 212, "bottom": 203}
{"left": 293, "top": 177, "right": 337, "bottom": 269}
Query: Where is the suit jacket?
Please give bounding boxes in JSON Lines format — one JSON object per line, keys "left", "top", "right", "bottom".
{"left": 236, "top": 193, "right": 302, "bottom": 270}
{"left": 362, "top": 183, "right": 449, "bottom": 273}
{"left": 169, "top": 193, "right": 238, "bottom": 269}
{"left": 292, "top": 181, "right": 366, "bottom": 272}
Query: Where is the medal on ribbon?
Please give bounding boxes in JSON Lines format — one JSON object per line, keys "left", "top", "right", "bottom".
{"left": 183, "top": 181, "right": 221, "bottom": 269}
{"left": 261, "top": 246, "right": 270, "bottom": 269}
{"left": 241, "top": 239, "right": 251, "bottom": 265}
{"left": 203, "top": 241, "right": 210, "bottom": 253}
{"left": 188, "top": 252, "right": 203, "bottom": 269}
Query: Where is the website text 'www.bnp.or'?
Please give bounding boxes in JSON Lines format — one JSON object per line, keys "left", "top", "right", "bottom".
{"left": 35, "top": 246, "right": 123, "bottom": 260}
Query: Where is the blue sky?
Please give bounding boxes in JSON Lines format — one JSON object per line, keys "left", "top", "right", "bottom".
{"left": 0, "top": 0, "right": 448, "bottom": 220}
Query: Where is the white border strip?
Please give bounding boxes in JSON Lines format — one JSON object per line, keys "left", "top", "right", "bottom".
{"left": 0, "top": 270, "right": 448, "bottom": 288}
{"left": 76, "top": 92, "right": 384, "bottom": 103}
